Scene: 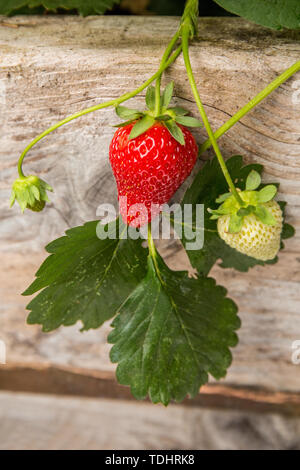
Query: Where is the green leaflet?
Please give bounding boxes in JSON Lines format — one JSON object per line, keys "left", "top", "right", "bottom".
{"left": 174, "top": 115, "right": 203, "bottom": 127}
{"left": 168, "top": 107, "right": 189, "bottom": 116}
{"left": 164, "top": 120, "right": 185, "bottom": 145}
{"left": 162, "top": 82, "right": 174, "bottom": 109}
{"left": 109, "top": 250, "right": 239, "bottom": 406}
{"left": 246, "top": 170, "right": 261, "bottom": 190}
{"left": 258, "top": 185, "right": 277, "bottom": 203}
{"left": 228, "top": 213, "right": 243, "bottom": 233}
{"left": 115, "top": 105, "right": 142, "bottom": 120}
{"left": 213, "top": 0, "right": 300, "bottom": 30}
{"left": 145, "top": 86, "right": 156, "bottom": 111}
{"left": 129, "top": 115, "right": 156, "bottom": 140}
{"left": 23, "top": 219, "right": 148, "bottom": 332}
{"left": 179, "top": 155, "right": 294, "bottom": 275}
{"left": 0, "top": 0, "right": 121, "bottom": 16}
{"left": 255, "top": 204, "right": 276, "bottom": 225}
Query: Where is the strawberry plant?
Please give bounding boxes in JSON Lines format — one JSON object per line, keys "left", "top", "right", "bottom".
{"left": 9, "top": 0, "right": 300, "bottom": 405}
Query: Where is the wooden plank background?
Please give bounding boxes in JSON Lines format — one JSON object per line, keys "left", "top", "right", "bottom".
{"left": 0, "top": 16, "right": 300, "bottom": 411}
{"left": 2, "top": 390, "right": 300, "bottom": 450}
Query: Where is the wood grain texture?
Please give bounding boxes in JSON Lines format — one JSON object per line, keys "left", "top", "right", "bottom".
{"left": 1, "top": 390, "right": 300, "bottom": 450}
{"left": 1, "top": 362, "right": 300, "bottom": 417}
{"left": 0, "top": 16, "right": 300, "bottom": 404}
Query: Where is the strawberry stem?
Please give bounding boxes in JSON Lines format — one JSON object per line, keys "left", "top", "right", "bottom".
{"left": 147, "top": 224, "right": 165, "bottom": 286}
{"left": 199, "top": 60, "right": 300, "bottom": 155}
{"left": 154, "top": 30, "right": 181, "bottom": 117}
{"left": 181, "top": 23, "right": 245, "bottom": 207}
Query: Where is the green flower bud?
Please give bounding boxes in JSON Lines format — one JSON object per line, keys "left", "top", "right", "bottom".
{"left": 10, "top": 175, "right": 53, "bottom": 213}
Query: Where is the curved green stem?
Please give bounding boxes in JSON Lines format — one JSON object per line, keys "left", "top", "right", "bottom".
{"left": 148, "top": 223, "right": 156, "bottom": 259}
{"left": 199, "top": 60, "right": 300, "bottom": 155}
{"left": 181, "top": 24, "right": 244, "bottom": 206}
{"left": 154, "top": 30, "right": 181, "bottom": 116}
{"left": 147, "top": 223, "right": 165, "bottom": 285}
{"left": 17, "top": 44, "right": 182, "bottom": 178}
{"left": 155, "top": 77, "right": 162, "bottom": 116}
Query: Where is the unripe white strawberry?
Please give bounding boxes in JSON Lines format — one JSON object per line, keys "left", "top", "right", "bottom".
{"left": 217, "top": 200, "right": 283, "bottom": 261}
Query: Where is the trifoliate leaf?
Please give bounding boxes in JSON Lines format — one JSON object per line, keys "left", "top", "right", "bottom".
{"left": 246, "top": 170, "right": 261, "bottom": 190}
{"left": 258, "top": 185, "right": 277, "bottom": 203}
{"left": 164, "top": 120, "right": 185, "bottom": 145}
{"left": 179, "top": 155, "right": 294, "bottom": 275}
{"left": 175, "top": 115, "right": 203, "bottom": 127}
{"left": 145, "top": 86, "right": 156, "bottom": 112}
{"left": 23, "top": 219, "right": 148, "bottom": 332}
{"left": 129, "top": 115, "right": 155, "bottom": 140}
{"left": 213, "top": 0, "right": 300, "bottom": 30}
{"left": 162, "top": 82, "right": 174, "bottom": 109}
{"left": 0, "top": 1, "right": 121, "bottom": 16}
{"left": 109, "top": 250, "right": 239, "bottom": 406}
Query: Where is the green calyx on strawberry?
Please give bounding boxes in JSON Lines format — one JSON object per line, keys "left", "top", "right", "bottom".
{"left": 110, "top": 82, "right": 201, "bottom": 227}
{"left": 114, "top": 81, "right": 202, "bottom": 146}
{"left": 209, "top": 170, "right": 283, "bottom": 261}
{"left": 10, "top": 175, "right": 53, "bottom": 213}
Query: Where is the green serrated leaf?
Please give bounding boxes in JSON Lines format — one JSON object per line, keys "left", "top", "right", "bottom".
{"left": 129, "top": 115, "right": 155, "bottom": 140}
{"left": 258, "top": 185, "right": 277, "bottom": 203}
{"left": 246, "top": 170, "right": 261, "bottom": 190}
{"left": 115, "top": 105, "right": 142, "bottom": 120}
{"left": 145, "top": 86, "right": 156, "bottom": 111}
{"left": 255, "top": 205, "right": 277, "bottom": 225}
{"left": 164, "top": 120, "right": 185, "bottom": 145}
{"left": 109, "top": 250, "right": 239, "bottom": 406}
{"left": 23, "top": 219, "right": 148, "bottom": 332}
{"left": 162, "top": 82, "right": 174, "bottom": 109}
{"left": 179, "top": 155, "right": 293, "bottom": 275}
{"left": 0, "top": 1, "right": 121, "bottom": 16}
{"left": 213, "top": 0, "right": 300, "bottom": 30}
{"left": 175, "top": 115, "right": 203, "bottom": 128}
{"left": 228, "top": 213, "right": 243, "bottom": 233}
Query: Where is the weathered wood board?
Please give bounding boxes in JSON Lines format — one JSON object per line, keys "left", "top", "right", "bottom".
{"left": 0, "top": 16, "right": 300, "bottom": 407}
{"left": 1, "top": 391, "right": 300, "bottom": 450}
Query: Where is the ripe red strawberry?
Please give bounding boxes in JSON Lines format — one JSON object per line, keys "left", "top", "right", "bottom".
{"left": 109, "top": 121, "right": 198, "bottom": 227}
